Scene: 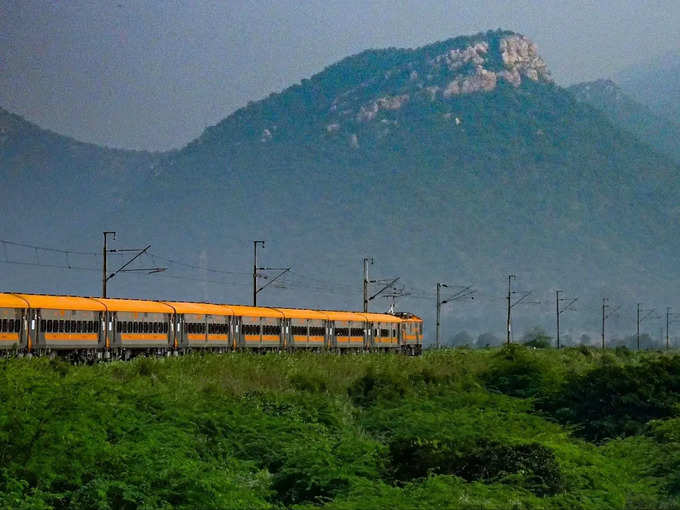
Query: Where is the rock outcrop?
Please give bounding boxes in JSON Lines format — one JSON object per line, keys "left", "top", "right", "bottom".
{"left": 323, "top": 31, "right": 552, "bottom": 138}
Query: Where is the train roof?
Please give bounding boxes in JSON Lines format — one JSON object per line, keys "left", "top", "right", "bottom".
{"left": 163, "top": 301, "right": 234, "bottom": 316}
{"left": 271, "top": 307, "right": 330, "bottom": 320}
{"left": 323, "top": 311, "right": 370, "bottom": 322}
{"left": 364, "top": 312, "right": 402, "bottom": 323}
{"left": 226, "top": 305, "right": 285, "bottom": 318}
{"left": 0, "top": 293, "right": 30, "bottom": 309}
{"left": 13, "top": 294, "right": 106, "bottom": 311}
{"left": 0, "top": 292, "right": 421, "bottom": 322}
{"left": 96, "top": 298, "right": 175, "bottom": 314}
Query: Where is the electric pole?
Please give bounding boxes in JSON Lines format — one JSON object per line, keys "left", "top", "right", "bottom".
{"left": 556, "top": 291, "right": 578, "bottom": 349}
{"left": 506, "top": 274, "right": 515, "bottom": 344}
{"left": 102, "top": 231, "right": 116, "bottom": 298}
{"left": 667, "top": 307, "right": 671, "bottom": 351}
{"left": 253, "top": 241, "right": 265, "bottom": 306}
{"left": 636, "top": 304, "right": 656, "bottom": 350}
{"left": 101, "top": 233, "right": 164, "bottom": 298}
{"left": 637, "top": 303, "right": 640, "bottom": 351}
{"left": 436, "top": 283, "right": 445, "bottom": 349}
{"left": 602, "top": 298, "right": 607, "bottom": 350}
{"left": 363, "top": 257, "right": 373, "bottom": 312}
{"left": 436, "top": 283, "right": 475, "bottom": 349}
{"left": 556, "top": 290, "right": 561, "bottom": 349}
{"left": 601, "top": 298, "right": 621, "bottom": 350}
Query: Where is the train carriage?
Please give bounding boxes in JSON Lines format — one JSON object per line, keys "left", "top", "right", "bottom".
{"left": 327, "top": 311, "right": 367, "bottom": 350}
{"left": 398, "top": 314, "right": 424, "bottom": 354}
{"left": 0, "top": 294, "right": 27, "bottom": 352}
{"left": 365, "top": 312, "right": 401, "bottom": 351}
{"left": 16, "top": 294, "right": 106, "bottom": 356}
{"left": 276, "top": 308, "right": 329, "bottom": 349}
{"left": 230, "top": 306, "right": 284, "bottom": 350}
{"left": 165, "top": 302, "right": 233, "bottom": 351}
{"left": 101, "top": 298, "right": 174, "bottom": 356}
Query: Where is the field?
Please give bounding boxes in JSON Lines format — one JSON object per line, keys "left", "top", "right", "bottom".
{"left": 2, "top": 346, "right": 680, "bottom": 509}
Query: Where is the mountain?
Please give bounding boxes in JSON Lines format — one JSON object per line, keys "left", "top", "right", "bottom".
{"left": 0, "top": 106, "right": 161, "bottom": 232}
{"left": 616, "top": 52, "right": 680, "bottom": 124}
{"left": 568, "top": 79, "right": 680, "bottom": 163}
{"left": 2, "top": 29, "right": 680, "bottom": 342}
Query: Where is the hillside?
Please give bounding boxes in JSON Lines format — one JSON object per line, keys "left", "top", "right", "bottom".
{"left": 2, "top": 29, "right": 680, "bottom": 341}
{"left": 0, "top": 106, "right": 161, "bottom": 247}
{"left": 2, "top": 348, "right": 680, "bottom": 509}
{"left": 568, "top": 79, "right": 680, "bottom": 163}
{"left": 616, "top": 52, "right": 680, "bottom": 125}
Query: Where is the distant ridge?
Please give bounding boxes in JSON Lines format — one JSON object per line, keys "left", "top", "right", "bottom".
{"left": 568, "top": 79, "right": 680, "bottom": 163}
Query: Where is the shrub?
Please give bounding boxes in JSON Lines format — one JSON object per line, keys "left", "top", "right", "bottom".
{"left": 387, "top": 437, "right": 564, "bottom": 496}
{"left": 348, "top": 367, "right": 408, "bottom": 407}
{"left": 539, "top": 356, "right": 680, "bottom": 441}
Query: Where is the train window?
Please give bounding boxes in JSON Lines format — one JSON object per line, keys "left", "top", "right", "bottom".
{"left": 143, "top": 322, "right": 149, "bottom": 333}
{"left": 7, "top": 319, "right": 13, "bottom": 332}
{"left": 15, "top": 319, "right": 21, "bottom": 333}
{"left": 40, "top": 319, "right": 46, "bottom": 331}
{"left": 381, "top": 329, "right": 389, "bottom": 337}
{"left": 132, "top": 322, "right": 138, "bottom": 333}
{"left": 1, "top": 319, "right": 6, "bottom": 331}
{"left": 64, "top": 321, "right": 70, "bottom": 333}
{"left": 46, "top": 320, "right": 52, "bottom": 332}
{"left": 58, "top": 320, "right": 63, "bottom": 332}
{"left": 116, "top": 322, "right": 122, "bottom": 333}
{"left": 163, "top": 322, "right": 168, "bottom": 333}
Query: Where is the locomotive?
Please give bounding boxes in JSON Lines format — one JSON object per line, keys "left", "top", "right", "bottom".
{"left": 0, "top": 293, "right": 423, "bottom": 359}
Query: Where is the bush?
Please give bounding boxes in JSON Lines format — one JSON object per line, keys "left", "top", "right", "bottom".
{"left": 348, "top": 367, "right": 408, "bottom": 407}
{"left": 387, "top": 437, "right": 564, "bottom": 496}
{"left": 482, "top": 345, "right": 549, "bottom": 398}
{"left": 539, "top": 357, "right": 680, "bottom": 441}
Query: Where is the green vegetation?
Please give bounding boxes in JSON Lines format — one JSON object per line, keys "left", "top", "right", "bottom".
{"left": 2, "top": 348, "right": 680, "bottom": 508}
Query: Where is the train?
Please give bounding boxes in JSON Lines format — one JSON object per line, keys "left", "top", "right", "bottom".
{"left": 0, "top": 293, "right": 423, "bottom": 359}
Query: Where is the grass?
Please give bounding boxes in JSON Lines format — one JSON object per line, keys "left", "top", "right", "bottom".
{"left": 0, "top": 347, "right": 679, "bottom": 509}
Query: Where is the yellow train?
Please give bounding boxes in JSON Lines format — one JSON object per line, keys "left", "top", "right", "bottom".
{"left": 0, "top": 293, "right": 423, "bottom": 359}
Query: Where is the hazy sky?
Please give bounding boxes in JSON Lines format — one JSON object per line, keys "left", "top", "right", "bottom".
{"left": 2, "top": 0, "right": 679, "bottom": 150}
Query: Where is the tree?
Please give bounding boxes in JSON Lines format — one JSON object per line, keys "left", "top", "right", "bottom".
{"left": 522, "top": 327, "right": 552, "bottom": 348}
{"left": 449, "top": 331, "right": 474, "bottom": 347}
{"left": 477, "top": 332, "right": 502, "bottom": 347}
